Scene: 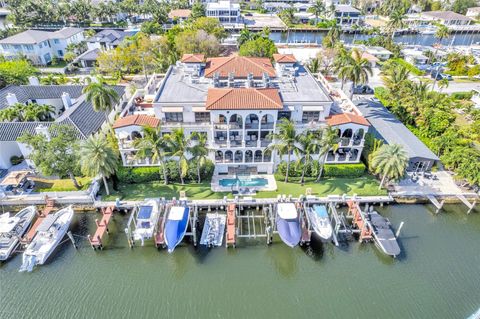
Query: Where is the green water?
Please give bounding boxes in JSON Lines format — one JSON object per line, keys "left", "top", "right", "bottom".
{"left": 1, "top": 204, "right": 479, "bottom": 319}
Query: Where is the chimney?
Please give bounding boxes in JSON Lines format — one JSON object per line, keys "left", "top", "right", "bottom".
{"left": 61, "top": 92, "right": 72, "bottom": 109}
{"left": 228, "top": 72, "right": 234, "bottom": 87}
{"left": 246, "top": 73, "right": 253, "bottom": 88}
{"left": 35, "top": 124, "right": 50, "bottom": 141}
{"left": 6, "top": 93, "right": 18, "bottom": 106}
{"left": 28, "top": 76, "right": 40, "bottom": 85}
{"left": 262, "top": 72, "right": 270, "bottom": 88}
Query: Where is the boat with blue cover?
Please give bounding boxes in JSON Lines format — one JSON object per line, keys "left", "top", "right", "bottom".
{"left": 132, "top": 199, "right": 159, "bottom": 246}
{"left": 164, "top": 205, "right": 190, "bottom": 253}
{"left": 276, "top": 203, "right": 301, "bottom": 248}
{"left": 307, "top": 204, "right": 333, "bottom": 241}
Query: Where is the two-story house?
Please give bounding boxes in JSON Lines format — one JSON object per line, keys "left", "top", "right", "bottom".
{"left": 0, "top": 27, "right": 85, "bottom": 65}
{"left": 206, "top": 1, "right": 241, "bottom": 24}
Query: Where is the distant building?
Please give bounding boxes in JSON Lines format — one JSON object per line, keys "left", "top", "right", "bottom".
{"left": 168, "top": 9, "right": 192, "bottom": 23}
{"left": 401, "top": 48, "right": 429, "bottom": 65}
{"left": 0, "top": 28, "right": 84, "bottom": 65}
{"left": 466, "top": 7, "right": 480, "bottom": 18}
{"left": 421, "top": 11, "right": 473, "bottom": 25}
{"left": 206, "top": 1, "right": 241, "bottom": 24}
{"left": 331, "top": 5, "right": 363, "bottom": 25}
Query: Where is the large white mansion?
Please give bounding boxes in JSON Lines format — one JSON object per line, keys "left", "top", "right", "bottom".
{"left": 113, "top": 54, "right": 370, "bottom": 175}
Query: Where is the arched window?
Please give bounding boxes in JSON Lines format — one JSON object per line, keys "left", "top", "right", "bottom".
{"left": 245, "top": 150, "right": 253, "bottom": 163}
{"left": 131, "top": 131, "right": 142, "bottom": 140}
{"left": 225, "top": 150, "right": 233, "bottom": 163}
{"left": 229, "top": 114, "right": 243, "bottom": 128}
{"left": 353, "top": 128, "right": 364, "bottom": 145}
{"left": 215, "top": 150, "right": 223, "bottom": 163}
{"left": 218, "top": 114, "right": 227, "bottom": 123}
{"left": 254, "top": 150, "right": 263, "bottom": 162}
{"left": 245, "top": 114, "right": 259, "bottom": 129}
{"left": 342, "top": 128, "right": 353, "bottom": 138}
{"left": 263, "top": 149, "right": 272, "bottom": 162}
{"left": 261, "top": 114, "right": 274, "bottom": 129}
{"left": 234, "top": 150, "right": 243, "bottom": 163}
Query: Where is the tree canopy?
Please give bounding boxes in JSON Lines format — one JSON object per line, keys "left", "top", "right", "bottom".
{"left": 0, "top": 60, "right": 38, "bottom": 88}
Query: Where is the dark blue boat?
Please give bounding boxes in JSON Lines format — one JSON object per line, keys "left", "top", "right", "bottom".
{"left": 276, "top": 203, "right": 301, "bottom": 248}
{"left": 164, "top": 206, "right": 190, "bottom": 253}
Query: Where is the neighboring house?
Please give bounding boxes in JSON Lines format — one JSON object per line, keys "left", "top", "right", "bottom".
{"left": 330, "top": 5, "right": 363, "bottom": 25}
{"left": 466, "top": 7, "right": 480, "bottom": 18}
{"left": 113, "top": 54, "right": 370, "bottom": 175}
{"left": 420, "top": 11, "right": 473, "bottom": 25}
{"left": 0, "top": 81, "right": 127, "bottom": 169}
{"left": 263, "top": 2, "right": 291, "bottom": 13}
{"left": 206, "top": 1, "right": 241, "bottom": 24}
{"left": 0, "top": 28, "right": 84, "bottom": 65}
{"left": 168, "top": 9, "right": 192, "bottom": 23}
{"left": 401, "top": 48, "right": 429, "bottom": 65}
{"left": 0, "top": 7, "right": 10, "bottom": 30}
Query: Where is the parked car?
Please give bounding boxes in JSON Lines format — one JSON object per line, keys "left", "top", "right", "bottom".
{"left": 431, "top": 71, "right": 452, "bottom": 81}
{"left": 353, "top": 84, "right": 374, "bottom": 94}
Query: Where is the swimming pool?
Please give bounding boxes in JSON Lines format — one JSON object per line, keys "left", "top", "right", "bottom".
{"left": 219, "top": 177, "right": 268, "bottom": 187}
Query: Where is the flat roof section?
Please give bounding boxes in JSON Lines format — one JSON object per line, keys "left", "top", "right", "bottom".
{"left": 356, "top": 101, "right": 439, "bottom": 161}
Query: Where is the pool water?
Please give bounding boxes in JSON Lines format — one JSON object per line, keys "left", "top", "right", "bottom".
{"left": 219, "top": 177, "right": 268, "bottom": 187}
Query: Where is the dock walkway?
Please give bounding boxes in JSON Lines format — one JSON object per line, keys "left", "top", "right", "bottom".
{"left": 88, "top": 206, "right": 114, "bottom": 250}
{"left": 22, "top": 197, "right": 55, "bottom": 244}
{"left": 226, "top": 204, "right": 236, "bottom": 247}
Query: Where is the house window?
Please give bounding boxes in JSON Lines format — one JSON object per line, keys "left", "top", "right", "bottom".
{"left": 302, "top": 111, "right": 319, "bottom": 123}
{"left": 1, "top": 44, "right": 8, "bottom": 50}
{"left": 13, "top": 45, "right": 21, "bottom": 50}
{"left": 54, "top": 39, "right": 60, "bottom": 44}
{"left": 165, "top": 112, "right": 183, "bottom": 122}
{"left": 195, "top": 112, "right": 210, "bottom": 123}
{"left": 57, "top": 50, "right": 63, "bottom": 56}
{"left": 278, "top": 111, "right": 291, "bottom": 120}
{"left": 25, "top": 45, "right": 34, "bottom": 51}
{"left": 192, "top": 132, "right": 207, "bottom": 140}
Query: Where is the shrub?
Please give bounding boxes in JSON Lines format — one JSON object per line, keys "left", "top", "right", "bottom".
{"left": 117, "top": 166, "right": 160, "bottom": 183}
{"left": 451, "top": 91, "right": 473, "bottom": 100}
{"left": 10, "top": 155, "right": 24, "bottom": 166}
{"left": 323, "top": 163, "right": 366, "bottom": 177}
{"left": 467, "top": 65, "right": 480, "bottom": 77}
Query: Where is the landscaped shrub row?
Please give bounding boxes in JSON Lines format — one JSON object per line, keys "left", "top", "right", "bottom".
{"left": 276, "top": 161, "right": 366, "bottom": 178}
{"left": 118, "top": 160, "right": 214, "bottom": 184}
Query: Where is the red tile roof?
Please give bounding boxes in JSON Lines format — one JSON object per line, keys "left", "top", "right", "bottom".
{"left": 326, "top": 113, "right": 370, "bottom": 126}
{"left": 113, "top": 114, "right": 160, "bottom": 129}
{"left": 204, "top": 56, "right": 276, "bottom": 78}
{"left": 206, "top": 88, "right": 283, "bottom": 110}
{"left": 168, "top": 9, "right": 192, "bottom": 19}
{"left": 273, "top": 54, "right": 297, "bottom": 63}
{"left": 181, "top": 53, "right": 205, "bottom": 63}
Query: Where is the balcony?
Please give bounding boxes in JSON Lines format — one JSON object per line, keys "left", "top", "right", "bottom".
{"left": 163, "top": 121, "right": 211, "bottom": 129}
{"left": 261, "top": 123, "right": 274, "bottom": 130}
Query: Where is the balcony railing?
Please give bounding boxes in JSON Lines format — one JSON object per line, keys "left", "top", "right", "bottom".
{"left": 261, "top": 123, "right": 274, "bottom": 130}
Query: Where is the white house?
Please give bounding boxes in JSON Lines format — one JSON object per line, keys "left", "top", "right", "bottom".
{"left": 206, "top": 1, "right": 241, "bottom": 24}
{"left": 113, "top": 54, "right": 370, "bottom": 177}
{"left": 0, "top": 27, "right": 85, "bottom": 65}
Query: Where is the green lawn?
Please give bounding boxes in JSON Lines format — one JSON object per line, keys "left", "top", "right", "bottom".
{"left": 102, "top": 175, "right": 385, "bottom": 201}
{"left": 33, "top": 177, "right": 92, "bottom": 192}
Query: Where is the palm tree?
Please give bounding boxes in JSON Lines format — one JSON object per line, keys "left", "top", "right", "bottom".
{"left": 82, "top": 77, "right": 120, "bottom": 125}
{"left": 323, "top": 23, "right": 341, "bottom": 48}
{"left": 338, "top": 48, "right": 373, "bottom": 99}
{"left": 431, "top": 24, "right": 450, "bottom": 90}
{"left": 190, "top": 132, "right": 209, "bottom": 183}
{"left": 438, "top": 78, "right": 449, "bottom": 92}
{"left": 308, "top": 57, "right": 320, "bottom": 73}
{"left": 297, "top": 131, "right": 319, "bottom": 185}
{"left": 238, "top": 27, "right": 255, "bottom": 46}
{"left": 268, "top": 118, "right": 301, "bottom": 183}
{"left": 0, "top": 105, "right": 20, "bottom": 122}
{"left": 316, "top": 127, "right": 339, "bottom": 181}
{"left": 164, "top": 128, "right": 192, "bottom": 185}
{"left": 382, "top": 64, "right": 411, "bottom": 92}
{"left": 79, "top": 133, "right": 118, "bottom": 195}
{"left": 387, "top": 10, "right": 406, "bottom": 40}
{"left": 133, "top": 126, "right": 169, "bottom": 184}
{"left": 308, "top": 0, "right": 325, "bottom": 22}
{"left": 371, "top": 144, "right": 408, "bottom": 189}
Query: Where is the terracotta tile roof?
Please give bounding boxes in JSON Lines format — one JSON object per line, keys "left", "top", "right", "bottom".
{"left": 168, "top": 9, "right": 192, "bottom": 19}
{"left": 204, "top": 56, "right": 276, "bottom": 78}
{"left": 181, "top": 53, "right": 205, "bottom": 63}
{"left": 113, "top": 114, "right": 160, "bottom": 129}
{"left": 206, "top": 88, "right": 283, "bottom": 110}
{"left": 326, "top": 113, "right": 370, "bottom": 126}
{"left": 273, "top": 54, "right": 297, "bottom": 63}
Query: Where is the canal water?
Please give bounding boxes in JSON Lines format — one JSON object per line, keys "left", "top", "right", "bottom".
{"left": 270, "top": 30, "right": 480, "bottom": 46}
{"left": 1, "top": 204, "right": 479, "bottom": 319}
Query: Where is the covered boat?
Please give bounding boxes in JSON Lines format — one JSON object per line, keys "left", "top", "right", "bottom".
{"left": 368, "top": 210, "right": 401, "bottom": 258}
{"left": 200, "top": 213, "right": 226, "bottom": 247}
{"left": 0, "top": 206, "right": 36, "bottom": 261}
{"left": 19, "top": 206, "right": 74, "bottom": 272}
{"left": 276, "top": 203, "right": 301, "bottom": 248}
{"left": 132, "top": 199, "right": 160, "bottom": 246}
{"left": 164, "top": 205, "right": 190, "bottom": 253}
{"left": 307, "top": 204, "right": 333, "bottom": 241}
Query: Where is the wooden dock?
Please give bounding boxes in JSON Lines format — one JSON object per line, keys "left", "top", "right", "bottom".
{"left": 226, "top": 204, "right": 236, "bottom": 248}
{"left": 22, "top": 197, "right": 55, "bottom": 244}
{"left": 88, "top": 206, "right": 114, "bottom": 250}
{"left": 347, "top": 201, "right": 372, "bottom": 242}
{"left": 155, "top": 203, "right": 168, "bottom": 248}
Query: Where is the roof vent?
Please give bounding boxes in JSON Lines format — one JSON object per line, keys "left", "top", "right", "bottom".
{"left": 6, "top": 93, "right": 18, "bottom": 106}
{"left": 228, "top": 72, "right": 234, "bottom": 87}
{"left": 246, "top": 73, "right": 254, "bottom": 88}
{"left": 213, "top": 72, "right": 220, "bottom": 87}
{"left": 262, "top": 72, "right": 270, "bottom": 88}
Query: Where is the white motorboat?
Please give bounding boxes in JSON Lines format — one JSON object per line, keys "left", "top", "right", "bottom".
{"left": 132, "top": 199, "right": 160, "bottom": 246}
{"left": 200, "top": 213, "right": 226, "bottom": 247}
{"left": 307, "top": 204, "right": 333, "bottom": 241}
{"left": 0, "top": 206, "right": 36, "bottom": 261}
{"left": 19, "top": 206, "right": 74, "bottom": 272}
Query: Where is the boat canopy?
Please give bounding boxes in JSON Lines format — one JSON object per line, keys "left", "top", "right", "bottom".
{"left": 313, "top": 205, "right": 328, "bottom": 218}
{"left": 0, "top": 217, "right": 20, "bottom": 233}
{"left": 37, "top": 215, "right": 57, "bottom": 232}
{"left": 138, "top": 206, "right": 153, "bottom": 220}
{"left": 277, "top": 203, "right": 297, "bottom": 219}
{"left": 169, "top": 206, "right": 186, "bottom": 221}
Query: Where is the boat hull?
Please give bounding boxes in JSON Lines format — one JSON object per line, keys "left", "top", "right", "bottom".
{"left": 307, "top": 205, "right": 333, "bottom": 242}
{"left": 164, "top": 207, "right": 190, "bottom": 253}
{"left": 276, "top": 216, "right": 301, "bottom": 248}
{"left": 0, "top": 206, "right": 36, "bottom": 261}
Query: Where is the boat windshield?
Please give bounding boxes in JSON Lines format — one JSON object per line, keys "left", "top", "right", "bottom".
{"left": 138, "top": 206, "right": 153, "bottom": 220}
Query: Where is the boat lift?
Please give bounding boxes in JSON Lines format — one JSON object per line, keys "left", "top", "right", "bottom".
{"left": 125, "top": 198, "right": 165, "bottom": 248}
{"left": 235, "top": 203, "right": 276, "bottom": 245}
{"left": 88, "top": 206, "right": 115, "bottom": 250}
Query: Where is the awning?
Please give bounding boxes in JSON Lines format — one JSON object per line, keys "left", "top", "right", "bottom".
{"left": 161, "top": 107, "right": 184, "bottom": 113}
{"left": 303, "top": 106, "right": 324, "bottom": 112}
{"left": 192, "top": 106, "right": 207, "bottom": 112}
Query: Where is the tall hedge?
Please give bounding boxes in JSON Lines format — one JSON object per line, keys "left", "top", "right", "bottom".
{"left": 276, "top": 161, "right": 366, "bottom": 178}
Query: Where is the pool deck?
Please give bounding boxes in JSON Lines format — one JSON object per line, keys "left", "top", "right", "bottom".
{"left": 211, "top": 174, "right": 277, "bottom": 192}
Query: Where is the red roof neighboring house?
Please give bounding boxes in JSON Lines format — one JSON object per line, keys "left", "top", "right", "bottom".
{"left": 273, "top": 54, "right": 297, "bottom": 63}
{"left": 206, "top": 88, "right": 283, "bottom": 110}
{"left": 181, "top": 53, "right": 205, "bottom": 63}
{"left": 113, "top": 114, "right": 160, "bottom": 129}
{"left": 326, "top": 113, "right": 370, "bottom": 126}
{"left": 204, "top": 56, "right": 276, "bottom": 78}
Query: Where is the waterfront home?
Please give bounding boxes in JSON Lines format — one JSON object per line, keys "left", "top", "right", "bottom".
{"left": 330, "top": 5, "right": 363, "bottom": 26}
{"left": 0, "top": 80, "right": 126, "bottom": 169}
{"left": 168, "top": 9, "right": 192, "bottom": 23}
{"left": 414, "top": 11, "right": 473, "bottom": 26}
{"left": 113, "top": 54, "right": 370, "bottom": 176}
{"left": 0, "top": 28, "right": 84, "bottom": 65}
{"left": 206, "top": 1, "right": 241, "bottom": 24}
{"left": 401, "top": 48, "right": 429, "bottom": 65}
